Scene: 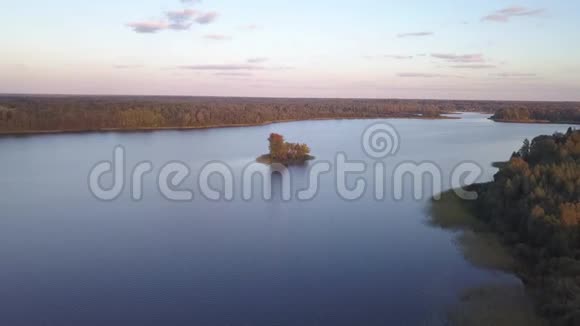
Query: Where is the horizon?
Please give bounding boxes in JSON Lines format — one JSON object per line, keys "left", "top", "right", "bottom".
{"left": 2, "top": 92, "right": 580, "bottom": 104}
{"left": 1, "top": 0, "right": 579, "bottom": 101}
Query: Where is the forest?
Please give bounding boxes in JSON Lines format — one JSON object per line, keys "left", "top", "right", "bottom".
{"left": 492, "top": 107, "right": 580, "bottom": 124}
{"left": 470, "top": 128, "right": 580, "bottom": 324}
{"left": 1, "top": 95, "right": 579, "bottom": 134}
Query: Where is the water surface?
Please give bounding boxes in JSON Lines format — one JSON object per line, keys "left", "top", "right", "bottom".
{"left": 0, "top": 113, "right": 571, "bottom": 325}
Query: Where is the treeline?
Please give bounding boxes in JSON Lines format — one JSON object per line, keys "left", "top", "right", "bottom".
{"left": 0, "top": 96, "right": 447, "bottom": 133}
{"left": 492, "top": 107, "right": 580, "bottom": 124}
{"left": 0, "top": 95, "right": 578, "bottom": 134}
{"left": 472, "top": 128, "right": 580, "bottom": 323}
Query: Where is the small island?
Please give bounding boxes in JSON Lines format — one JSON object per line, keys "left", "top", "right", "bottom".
{"left": 257, "top": 133, "right": 314, "bottom": 165}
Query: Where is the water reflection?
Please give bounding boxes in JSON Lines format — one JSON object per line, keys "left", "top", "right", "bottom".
{"left": 428, "top": 190, "right": 545, "bottom": 325}
{"left": 447, "top": 285, "right": 546, "bottom": 326}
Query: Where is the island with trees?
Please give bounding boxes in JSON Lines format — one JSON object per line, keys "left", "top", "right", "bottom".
{"left": 438, "top": 128, "right": 580, "bottom": 324}
{"left": 257, "top": 133, "right": 313, "bottom": 165}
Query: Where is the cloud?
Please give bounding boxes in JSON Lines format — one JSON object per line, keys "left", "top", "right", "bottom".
{"left": 166, "top": 9, "right": 205, "bottom": 30}
{"left": 167, "top": 9, "right": 197, "bottom": 22}
{"left": 215, "top": 72, "right": 254, "bottom": 77}
{"left": 247, "top": 57, "right": 268, "bottom": 63}
{"left": 177, "top": 63, "right": 291, "bottom": 71}
{"left": 204, "top": 34, "right": 232, "bottom": 41}
{"left": 431, "top": 53, "right": 484, "bottom": 63}
{"left": 398, "top": 73, "right": 462, "bottom": 78}
{"left": 169, "top": 23, "right": 193, "bottom": 30}
{"left": 178, "top": 64, "right": 264, "bottom": 71}
{"left": 490, "top": 73, "right": 538, "bottom": 78}
{"left": 127, "top": 7, "right": 218, "bottom": 33}
{"left": 482, "top": 6, "right": 545, "bottom": 22}
{"left": 364, "top": 55, "right": 413, "bottom": 60}
{"left": 195, "top": 11, "right": 218, "bottom": 24}
{"left": 450, "top": 64, "right": 496, "bottom": 69}
{"left": 113, "top": 64, "right": 144, "bottom": 69}
{"left": 397, "top": 32, "right": 433, "bottom": 38}
{"left": 126, "top": 21, "right": 168, "bottom": 33}
{"left": 384, "top": 55, "right": 414, "bottom": 60}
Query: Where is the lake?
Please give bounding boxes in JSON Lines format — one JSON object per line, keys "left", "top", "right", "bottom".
{"left": 0, "top": 113, "right": 572, "bottom": 326}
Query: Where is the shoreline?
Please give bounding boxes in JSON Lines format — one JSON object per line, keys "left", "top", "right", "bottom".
{"left": 433, "top": 181, "right": 580, "bottom": 325}
{"left": 0, "top": 115, "right": 458, "bottom": 137}
{"left": 256, "top": 154, "right": 315, "bottom": 166}
{"left": 429, "top": 189, "right": 547, "bottom": 323}
{"left": 490, "top": 118, "right": 580, "bottom": 125}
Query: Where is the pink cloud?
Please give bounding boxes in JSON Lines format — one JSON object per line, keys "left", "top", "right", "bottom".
{"left": 195, "top": 12, "right": 218, "bottom": 24}
{"left": 166, "top": 9, "right": 197, "bottom": 22}
{"left": 431, "top": 53, "right": 484, "bottom": 63}
{"left": 398, "top": 73, "right": 462, "bottom": 78}
{"left": 179, "top": 64, "right": 264, "bottom": 70}
{"left": 247, "top": 57, "right": 268, "bottom": 63}
{"left": 384, "top": 55, "right": 414, "bottom": 60}
{"left": 450, "top": 64, "right": 496, "bottom": 69}
{"left": 482, "top": 6, "right": 545, "bottom": 22}
{"left": 397, "top": 32, "right": 433, "bottom": 38}
{"left": 126, "top": 21, "right": 168, "bottom": 33}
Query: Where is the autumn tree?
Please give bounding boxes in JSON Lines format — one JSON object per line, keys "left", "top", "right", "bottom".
{"left": 267, "top": 133, "right": 311, "bottom": 162}
{"left": 268, "top": 133, "right": 286, "bottom": 160}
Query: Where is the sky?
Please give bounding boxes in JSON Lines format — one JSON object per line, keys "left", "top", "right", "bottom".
{"left": 0, "top": 0, "right": 579, "bottom": 101}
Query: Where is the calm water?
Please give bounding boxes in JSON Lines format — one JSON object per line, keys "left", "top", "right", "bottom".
{"left": 0, "top": 113, "right": 572, "bottom": 326}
